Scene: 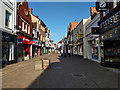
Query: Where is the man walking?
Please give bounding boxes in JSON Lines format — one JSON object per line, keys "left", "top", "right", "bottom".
{"left": 64, "top": 49, "right": 67, "bottom": 57}
{"left": 61, "top": 49, "right": 63, "bottom": 56}
{"left": 68, "top": 49, "right": 71, "bottom": 57}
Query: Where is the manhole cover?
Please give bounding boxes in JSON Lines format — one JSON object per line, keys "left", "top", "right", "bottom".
{"left": 54, "top": 66, "right": 62, "bottom": 69}
{"left": 72, "top": 73, "right": 85, "bottom": 78}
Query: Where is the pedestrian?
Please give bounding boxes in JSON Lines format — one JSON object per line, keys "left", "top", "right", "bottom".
{"left": 64, "top": 50, "right": 67, "bottom": 57}
{"left": 61, "top": 49, "right": 63, "bottom": 56}
{"left": 68, "top": 49, "right": 71, "bottom": 57}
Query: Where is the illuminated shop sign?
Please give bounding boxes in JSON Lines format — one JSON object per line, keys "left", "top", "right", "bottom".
{"left": 100, "top": 10, "right": 120, "bottom": 28}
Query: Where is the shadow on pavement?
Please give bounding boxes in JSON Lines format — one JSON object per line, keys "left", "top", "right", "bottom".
{"left": 26, "top": 54, "right": 119, "bottom": 88}
{"left": 27, "top": 55, "right": 79, "bottom": 88}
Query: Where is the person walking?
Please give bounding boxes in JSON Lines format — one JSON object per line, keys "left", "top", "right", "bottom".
{"left": 61, "top": 49, "right": 63, "bottom": 56}
{"left": 64, "top": 49, "right": 67, "bottom": 57}
{"left": 68, "top": 49, "right": 71, "bottom": 57}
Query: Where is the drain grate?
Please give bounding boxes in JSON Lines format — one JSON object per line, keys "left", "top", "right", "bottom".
{"left": 72, "top": 73, "right": 85, "bottom": 78}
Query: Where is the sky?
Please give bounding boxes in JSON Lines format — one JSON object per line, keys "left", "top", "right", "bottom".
{"left": 28, "top": 2, "right": 96, "bottom": 44}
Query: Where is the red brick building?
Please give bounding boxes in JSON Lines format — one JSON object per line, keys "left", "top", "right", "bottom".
{"left": 17, "top": 0, "right": 33, "bottom": 61}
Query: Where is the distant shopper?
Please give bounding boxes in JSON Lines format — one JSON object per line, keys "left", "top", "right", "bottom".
{"left": 64, "top": 50, "right": 67, "bottom": 57}
{"left": 68, "top": 49, "right": 71, "bottom": 57}
{"left": 61, "top": 50, "right": 63, "bottom": 56}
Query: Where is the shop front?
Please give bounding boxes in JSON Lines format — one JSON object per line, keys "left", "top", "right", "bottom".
{"left": 99, "top": 5, "right": 120, "bottom": 64}
{"left": 38, "top": 42, "right": 41, "bottom": 56}
{"left": 40, "top": 42, "right": 45, "bottom": 55}
{"left": 91, "top": 38, "right": 101, "bottom": 63}
{"left": 18, "top": 33, "right": 32, "bottom": 61}
{"left": 32, "top": 39, "right": 39, "bottom": 58}
{"left": 2, "top": 31, "right": 17, "bottom": 65}
{"left": 101, "top": 26, "right": 120, "bottom": 64}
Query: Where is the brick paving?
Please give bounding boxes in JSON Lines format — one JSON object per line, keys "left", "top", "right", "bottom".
{"left": 2, "top": 53, "right": 120, "bottom": 88}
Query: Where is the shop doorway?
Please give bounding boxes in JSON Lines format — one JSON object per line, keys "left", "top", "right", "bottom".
{"left": 2, "top": 41, "right": 7, "bottom": 66}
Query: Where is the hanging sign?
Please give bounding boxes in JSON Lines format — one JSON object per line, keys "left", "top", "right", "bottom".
{"left": 96, "top": 0, "right": 110, "bottom": 12}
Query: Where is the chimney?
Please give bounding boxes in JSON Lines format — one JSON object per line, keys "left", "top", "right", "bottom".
{"left": 29, "top": 8, "right": 33, "bottom": 14}
{"left": 91, "top": 7, "right": 99, "bottom": 19}
{"left": 75, "top": 20, "right": 77, "bottom": 23}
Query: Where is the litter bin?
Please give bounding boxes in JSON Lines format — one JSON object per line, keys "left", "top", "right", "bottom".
{"left": 35, "top": 59, "right": 43, "bottom": 71}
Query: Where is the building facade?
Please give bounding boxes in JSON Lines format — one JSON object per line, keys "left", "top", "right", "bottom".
{"left": 86, "top": 7, "right": 101, "bottom": 63}
{"left": 17, "top": 0, "right": 33, "bottom": 61}
{"left": 45, "top": 28, "right": 51, "bottom": 53}
{"left": 0, "top": 0, "right": 17, "bottom": 65}
{"left": 29, "top": 8, "right": 42, "bottom": 57}
{"left": 73, "top": 19, "right": 89, "bottom": 58}
{"left": 98, "top": 1, "right": 120, "bottom": 64}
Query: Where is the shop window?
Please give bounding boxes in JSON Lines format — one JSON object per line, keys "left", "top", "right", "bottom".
{"left": 25, "top": 23, "right": 27, "bottom": 33}
{"left": 5, "top": 11, "right": 11, "bottom": 27}
{"left": 9, "top": 42, "right": 14, "bottom": 61}
{"left": 25, "top": 46, "right": 29, "bottom": 56}
{"left": 28, "top": 25, "right": 30, "bottom": 34}
{"left": 22, "top": 21, "right": 24, "bottom": 31}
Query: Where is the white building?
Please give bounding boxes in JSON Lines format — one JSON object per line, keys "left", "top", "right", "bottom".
{"left": 86, "top": 13, "right": 101, "bottom": 63}
{"left": 0, "top": 0, "right": 17, "bottom": 65}
{"left": 73, "top": 19, "right": 90, "bottom": 58}
{"left": 45, "top": 28, "right": 51, "bottom": 53}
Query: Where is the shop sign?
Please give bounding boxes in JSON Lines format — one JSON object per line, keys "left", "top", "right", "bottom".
{"left": 18, "top": 39, "right": 22, "bottom": 44}
{"left": 100, "top": 10, "right": 120, "bottom": 28}
{"left": 22, "top": 37, "right": 32, "bottom": 44}
{"left": 32, "top": 41, "right": 35, "bottom": 45}
{"left": 92, "top": 27, "right": 99, "bottom": 34}
{"left": 18, "top": 34, "right": 32, "bottom": 44}
{"left": 32, "top": 39, "right": 38, "bottom": 46}
{"left": 79, "top": 33, "right": 83, "bottom": 39}
{"left": 2, "top": 31, "right": 17, "bottom": 43}
{"left": 96, "top": 0, "right": 110, "bottom": 12}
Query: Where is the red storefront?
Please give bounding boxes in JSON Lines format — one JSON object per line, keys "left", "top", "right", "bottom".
{"left": 18, "top": 33, "right": 32, "bottom": 61}
{"left": 17, "top": 0, "right": 32, "bottom": 61}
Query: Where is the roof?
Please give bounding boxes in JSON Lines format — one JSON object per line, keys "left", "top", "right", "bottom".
{"left": 58, "top": 40, "right": 62, "bottom": 43}
{"left": 70, "top": 20, "right": 79, "bottom": 31}
{"left": 67, "top": 20, "right": 79, "bottom": 37}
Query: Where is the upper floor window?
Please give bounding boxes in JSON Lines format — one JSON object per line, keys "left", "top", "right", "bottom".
{"left": 22, "top": 21, "right": 24, "bottom": 31}
{"left": 28, "top": 25, "right": 30, "bottom": 34}
{"left": 25, "top": 23, "right": 27, "bottom": 33}
{"left": 5, "top": 11, "right": 11, "bottom": 27}
{"left": 114, "top": 0, "right": 120, "bottom": 8}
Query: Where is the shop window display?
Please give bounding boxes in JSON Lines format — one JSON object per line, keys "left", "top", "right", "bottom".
{"left": 91, "top": 40, "right": 98, "bottom": 59}
{"left": 104, "top": 47, "right": 120, "bottom": 62}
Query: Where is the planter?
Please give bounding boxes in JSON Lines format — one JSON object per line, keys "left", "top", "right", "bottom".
{"left": 35, "top": 59, "right": 43, "bottom": 71}
{"left": 43, "top": 58, "right": 50, "bottom": 69}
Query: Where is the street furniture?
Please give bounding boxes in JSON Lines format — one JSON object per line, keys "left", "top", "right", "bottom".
{"left": 35, "top": 59, "right": 43, "bottom": 71}
{"left": 43, "top": 58, "right": 50, "bottom": 69}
